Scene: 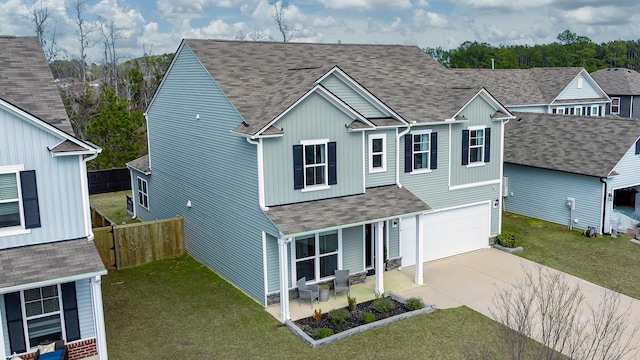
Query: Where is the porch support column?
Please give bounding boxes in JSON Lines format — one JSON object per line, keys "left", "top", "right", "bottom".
{"left": 90, "top": 276, "right": 108, "bottom": 360}
{"left": 415, "top": 214, "right": 424, "bottom": 285}
{"left": 278, "top": 236, "right": 291, "bottom": 322}
{"left": 375, "top": 221, "right": 385, "bottom": 295}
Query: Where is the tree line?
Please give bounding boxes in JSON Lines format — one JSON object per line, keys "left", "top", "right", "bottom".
{"left": 426, "top": 30, "right": 640, "bottom": 71}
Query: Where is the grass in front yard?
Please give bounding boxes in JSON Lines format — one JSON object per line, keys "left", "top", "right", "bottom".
{"left": 504, "top": 212, "right": 640, "bottom": 298}
{"left": 90, "top": 190, "right": 139, "bottom": 225}
{"left": 103, "top": 256, "right": 550, "bottom": 359}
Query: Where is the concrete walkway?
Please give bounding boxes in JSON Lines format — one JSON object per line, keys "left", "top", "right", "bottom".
{"left": 397, "top": 248, "right": 640, "bottom": 359}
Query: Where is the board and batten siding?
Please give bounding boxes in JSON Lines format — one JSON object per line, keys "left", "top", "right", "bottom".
{"left": 556, "top": 74, "right": 602, "bottom": 100}
{"left": 341, "top": 225, "right": 364, "bottom": 274}
{"left": 450, "top": 97, "right": 502, "bottom": 187}
{"left": 144, "top": 43, "right": 278, "bottom": 305}
{"left": 504, "top": 164, "right": 603, "bottom": 232}
{"left": 262, "top": 92, "right": 363, "bottom": 206}
{"left": 604, "top": 144, "right": 640, "bottom": 232}
{"left": 365, "top": 129, "right": 396, "bottom": 188}
{"left": 388, "top": 220, "right": 400, "bottom": 259}
{"left": 76, "top": 278, "right": 96, "bottom": 339}
{"left": 319, "top": 75, "right": 386, "bottom": 118}
{"left": 0, "top": 106, "right": 86, "bottom": 249}
{"left": 1, "top": 295, "right": 8, "bottom": 357}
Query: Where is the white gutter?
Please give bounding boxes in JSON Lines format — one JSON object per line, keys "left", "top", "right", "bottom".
{"left": 80, "top": 151, "right": 101, "bottom": 241}
{"left": 0, "top": 270, "right": 106, "bottom": 295}
{"left": 246, "top": 137, "right": 268, "bottom": 211}
{"left": 396, "top": 122, "right": 414, "bottom": 188}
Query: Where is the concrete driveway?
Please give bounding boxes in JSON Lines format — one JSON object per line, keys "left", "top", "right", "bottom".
{"left": 397, "top": 248, "right": 640, "bottom": 359}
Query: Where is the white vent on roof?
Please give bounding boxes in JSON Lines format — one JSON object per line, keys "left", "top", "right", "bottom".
{"left": 577, "top": 78, "right": 583, "bottom": 89}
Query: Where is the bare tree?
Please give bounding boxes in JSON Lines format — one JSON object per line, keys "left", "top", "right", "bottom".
{"left": 70, "top": 0, "right": 96, "bottom": 82}
{"left": 24, "top": 0, "right": 61, "bottom": 62}
{"left": 491, "top": 264, "right": 639, "bottom": 360}
{"left": 271, "top": 0, "right": 295, "bottom": 42}
{"left": 98, "top": 17, "right": 122, "bottom": 93}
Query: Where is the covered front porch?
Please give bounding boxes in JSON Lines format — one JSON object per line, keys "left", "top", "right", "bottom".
{"left": 266, "top": 266, "right": 419, "bottom": 321}
{"left": 264, "top": 185, "right": 431, "bottom": 321}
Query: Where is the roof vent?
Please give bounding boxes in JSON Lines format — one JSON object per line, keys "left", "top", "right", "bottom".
{"left": 242, "top": 121, "right": 250, "bottom": 127}
{"left": 288, "top": 65, "right": 322, "bottom": 71}
{"left": 50, "top": 118, "right": 63, "bottom": 124}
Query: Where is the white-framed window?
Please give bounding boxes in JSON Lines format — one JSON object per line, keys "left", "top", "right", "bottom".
{"left": 23, "top": 285, "right": 64, "bottom": 348}
{"left": 468, "top": 127, "right": 485, "bottom": 164}
{"left": 591, "top": 105, "right": 600, "bottom": 117}
{"left": 557, "top": 107, "right": 565, "bottom": 115}
{"left": 0, "top": 167, "right": 23, "bottom": 230}
{"left": 294, "top": 231, "right": 339, "bottom": 282}
{"left": 301, "top": 139, "right": 328, "bottom": 190}
{"left": 137, "top": 177, "right": 148, "bottom": 209}
{"left": 611, "top": 98, "right": 620, "bottom": 114}
{"left": 368, "top": 134, "right": 386, "bottom": 173}
{"left": 574, "top": 107, "right": 582, "bottom": 116}
{"left": 412, "top": 130, "right": 431, "bottom": 172}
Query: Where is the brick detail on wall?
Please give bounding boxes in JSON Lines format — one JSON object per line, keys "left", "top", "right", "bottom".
{"left": 67, "top": 338, "right": 98, "bottom": 360}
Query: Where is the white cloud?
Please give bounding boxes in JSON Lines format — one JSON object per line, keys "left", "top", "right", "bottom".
{"left": 316, "top": 0, "right": 412, "bottom": 11}
{"left": 312, "top": 15, "right": 343, "bottom": 28}
{"left": 415, "top": 0, "right": 429, "bottom": 7}
{"left": 563, "top": 6, "right": 626, "bottom": 25}
{"left": 412, "top": 9, "right": 447, "bottom": 29}
{"left": 366, "top": 17, "right": 408, "bottom": 35}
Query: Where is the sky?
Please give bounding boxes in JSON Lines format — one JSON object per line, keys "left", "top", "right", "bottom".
{"left": 1, "top": 0, "right": 640, "bottom": 63}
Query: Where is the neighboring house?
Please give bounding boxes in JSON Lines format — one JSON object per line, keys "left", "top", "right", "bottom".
{"left": 504, "top": 112, "right": 640, "bottom": 234}
{"left": 455, "top": 68, "right": 610, "bottom": 116}
{"left": 127, "top": 39, "right": 514, "bottom": 320}
{"left": 591, "top": 68, "right": 640, "bottom": 118}
{"left": 0, "top": 36, "right": 108, "bottom": 360}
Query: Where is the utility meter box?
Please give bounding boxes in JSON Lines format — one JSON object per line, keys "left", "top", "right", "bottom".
{"left": 566, "top": 197, "right": 576, "bottom": 210}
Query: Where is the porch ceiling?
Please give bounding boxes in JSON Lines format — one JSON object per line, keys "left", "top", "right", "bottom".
{"left": 265, "top": 185, "right": 430, "bottom": 237}
{"left": 0, "top": 239, "right": 106, "bottom": 290}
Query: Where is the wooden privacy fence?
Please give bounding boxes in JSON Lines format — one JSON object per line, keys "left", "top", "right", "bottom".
{"left": 93, "top": 217, "right": 184, "bottom": 270}
{"left": 91, "top": 207, "right": 114, "bottom": 228}
{"left": 88, "top": 168, "right": 131, "bottom": 195}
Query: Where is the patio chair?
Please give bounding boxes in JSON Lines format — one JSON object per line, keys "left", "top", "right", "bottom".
{"left": 33, "top": 340, "right": 68, "bottom": 360}
{"left": 297, "top": 277, "right": 319, "bottom": 308}
{"left": 333, "top": 269, "right": 351, "bottom": 299}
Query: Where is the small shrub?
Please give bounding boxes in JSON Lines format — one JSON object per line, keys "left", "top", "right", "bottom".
{"left": 405, "top": 297, "right": 424, "bottom": 311}
{"left": 347, "top": 295, "right": 357, "bottom": 311}
{"left": 362, "top": 312, "right": 376, "bottom": 324}
{"left": 371, "top": 296, "right": 395, "bottom": 313}
{"left": 496, "top": 232, "right": 518, "bottom": 248}
{"left": 328, "top": 308, "right": 350, "bottom": 326}
{"left": 315, "top": 328, "right": 334, "bottom": 339}
{"left": 312, "top": 309, "right": 322, "bottom": 321}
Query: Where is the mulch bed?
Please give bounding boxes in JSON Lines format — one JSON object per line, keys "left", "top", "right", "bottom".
{"left": 294, "top": 297, "right": 411, "bottom": 339}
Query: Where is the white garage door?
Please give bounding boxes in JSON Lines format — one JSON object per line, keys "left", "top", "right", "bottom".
{"left": 400, "top": 203, "right": 490, "bottom": 267}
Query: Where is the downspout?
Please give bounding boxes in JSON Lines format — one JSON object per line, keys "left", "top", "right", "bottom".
{"left": 600, "top": 177, "right": 608, "bottom": 234}
{"left": 81, "top": 151, "right": 101, "bottom": 241}
{"left": 396, "top": 122, "right": 413, "bottom": 188}
{"left": 246, "top": 137, "right": 268, "bottom": 211}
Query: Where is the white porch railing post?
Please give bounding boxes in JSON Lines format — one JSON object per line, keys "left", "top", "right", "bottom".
{"left": 278, "top": 237, "right": 291, "bottom": 321}
{"left": 0, "top": 306, "right": 5, "bottom": 359}
{"left": 415, "top": 214, "right": 424, "bottom": 285}
{"left": 375, "top": 221, "right": 385, "bottom": 295}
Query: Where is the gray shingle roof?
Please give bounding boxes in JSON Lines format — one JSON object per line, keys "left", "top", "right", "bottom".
{"left": 49, "top": 140, "right": 87, "bottom": 153}
{"left": 0, "top": 36, "right": 74, "bottom": 135}
{"left": 126, "top": 154, "right": 150, "bottom": 174}
{"left": 0, "top": 239, "right": 106, "bottom": 289}
{"left": 183, "top": 39, "right": 481, "bottom": 136}
{"left": 591, "top": 68, "right": 640, "bottom": 95}
{"left": 454, "top": 68, "right": 584, "bottom": 106}
{"left": 504, "top": 112, "right": 640, "bottom": 177}
{"left": 265, "top": 185, "right": 431, "bottom": 236}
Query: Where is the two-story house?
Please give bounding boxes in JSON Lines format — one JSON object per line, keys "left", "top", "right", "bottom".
{"left": 0, "top": 36, "right": 107, "bottom": 360}
{"left": 127, "top": 40, "right": 513, "bottom": 321}
{"left": 592, "top": 68, "right": 640, "bottom": 118}
{"left": 454, "top": 67, "right": 610, "bottom": 116}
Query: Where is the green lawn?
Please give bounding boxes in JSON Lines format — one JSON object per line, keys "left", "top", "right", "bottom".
{"left": 103, "top": 256, "right": 549, "bottom": 359}
{"left": 89, "top": 190, "right": 139, "bottom": 225}
{"left": 503, "top": 212, "right": 640, "bottom": 298}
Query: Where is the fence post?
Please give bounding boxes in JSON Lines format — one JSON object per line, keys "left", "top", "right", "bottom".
{"left": 112, "top": 224, "right": 122, "bottom": 269}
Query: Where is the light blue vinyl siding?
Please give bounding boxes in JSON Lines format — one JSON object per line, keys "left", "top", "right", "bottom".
{"left": 266, "top": 233, "right": 280, "bottom": 294}
{"left": 129, "top": 169, "right": 152, "bottom": 222}
{"left": 262, "top": 92, "right": 363, "bottom": 206}
{"left": 0, "top": 106, "right": 86, "bottom": 249}
{"left": 604, "top": 145, "right": 640, "bottom": 232}
{"left": 450, "top": 97, "right": 502, "bottom": 187}
{"left": 1, "top": 295, "right": 8, "bottom": 357}
{"left": 508, "top": 105, "right": 549, "bottom": 113}
{"left": 342, "top": 225, "right": 364, "bottom": 273}
{"left": 557, "top": 74, "right": 602, "bottom": 100}
{"left": 365, "top": 129, "right": 396, "bottom": 188}
{"left": 319, "top": 75, "right": 386, "bottom": 118}
{"left": 75, "top": 278, "right": 95, "bottom": 339}
{"left": 388, "top": 220, "right": 400, "bottom": 258}
{"left": 504, "top": 164, "right": 603, "bottom": 232}
{"left": 144, "top": 44, "right": 278, "bottom": 305}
